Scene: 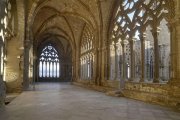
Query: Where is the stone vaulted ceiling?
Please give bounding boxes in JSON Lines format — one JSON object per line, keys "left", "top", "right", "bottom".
{"left": 28, "top": 0, "right": 108, "bottom": 50}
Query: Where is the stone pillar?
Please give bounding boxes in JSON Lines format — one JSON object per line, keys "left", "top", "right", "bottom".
{"left": 140, "top": 33, "right": 146, "bottom": 82}
{"left": 152, "top": 28, "right": 160, "bottom": 83}
{"left": 23, "top": 40, "right": 30, "bottom": 90}
{"left": 91, "top": 55, "right": 94, "bottom": 82}
{"left": 97, "top": 48, "right": 101, "bottom": 85}
{"left": 105, "top": 46, "right": 110, "bottom": 81}
{"left": 83, "top": 59, "right": 85, "bottom": 79}
{"left": 32, "top": 55, "right": 37, "bottom": 90}
{"left": 130, "top": 39, "right": 135, "bottom": 81}
{"left": 101, "top": 45, "right": 108, "bottom": 83}
{"left": 166, "top": 0, "right": 180, "bottom": 108}
{"left": 80, "top": 60, "right": 82, "bottom": 79}
{"left": 116, "top": 42, "right": 121, "bottom": 80}
{"left": 0, "top": 75, "right": 5, "bottom": 107}
{"left": 175, "top": 2, "right": 180, "bottom": 83}
{"left": 81, "top": 60, "right": 83, "bottom": 79}
{"left": 89, "top": 57, "right": 92, "bottom": 80}
{"left": 171, "top": 0, "right": 180, "bottom": 84}
{"left": 120, "top": 41, "right": 126, "bottom": 89}
{"left": 114, "top": 43, "right": 118, "bottom": 80}
{"left": 86, "top": 59, "right": 88, "bottom": 80}
{"left": 85, "top": 59, "right": 87, "bottom": 80}
{"left": 110, "top": 42, "right": 116, "bottom": 80}
{"left": 93, "top": 49, "right": 98, "bottom": 84}
{"left": 74, "top": 48, "right": 79, "bottom": 82}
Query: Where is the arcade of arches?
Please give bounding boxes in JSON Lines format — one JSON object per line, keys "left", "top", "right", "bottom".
{"left": 0, "top": 0, "right": 180, "bottom": 111}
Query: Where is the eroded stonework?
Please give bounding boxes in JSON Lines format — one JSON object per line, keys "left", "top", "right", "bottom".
{"left": 0, "top": 76, "right": 5, "bottom": 106}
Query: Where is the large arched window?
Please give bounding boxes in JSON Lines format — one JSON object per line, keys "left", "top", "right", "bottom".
{"left": 109, "top": 0, "right": 174, "bottom": 83}
{"left": 39, "top": 44, "right": 60, "bottom": 78}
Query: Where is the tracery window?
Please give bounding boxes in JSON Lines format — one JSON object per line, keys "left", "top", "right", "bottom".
{"left": 80, "top": 25, "right": 94, "bottom": 80}
{"left": 109, "top": 0, "right": 174, "bottom": 83}
{"left": 39, "top": 44, "right": 60, "bottom": 78}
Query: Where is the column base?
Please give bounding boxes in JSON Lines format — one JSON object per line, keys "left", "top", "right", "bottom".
{"left": 153, "top": 78, "right": 160, "bottom": 83}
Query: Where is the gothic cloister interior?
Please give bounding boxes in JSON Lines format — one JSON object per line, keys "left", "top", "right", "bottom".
{"left": 0, "top": 0, "right": 180, "bottom": 120}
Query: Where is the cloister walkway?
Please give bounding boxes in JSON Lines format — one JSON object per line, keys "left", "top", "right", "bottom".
{"left": 0, "top": 83, "right": 180, "bottom": 120}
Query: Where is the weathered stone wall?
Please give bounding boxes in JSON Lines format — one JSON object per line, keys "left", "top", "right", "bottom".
{"left": 0, "top": 76, "right": 5, "bottom": 107}
{"left": 124, "top": 82, "right": 170, "bottom": 106}
{"left": 5, "top": 37, "right": 23, "bottom": 93}
{"left": 102, "top": 80, "right": 120, "bottom": 89}
{"left": 5, "top": 0, "right": 25, "bottom": 93}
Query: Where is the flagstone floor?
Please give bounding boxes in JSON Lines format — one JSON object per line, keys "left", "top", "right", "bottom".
{"left": 0, "top": 83, "right": 180, "bottom": 120}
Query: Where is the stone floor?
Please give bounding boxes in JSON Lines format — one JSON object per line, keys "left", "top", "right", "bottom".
{"left": 0, "top": 83, "right": 180, "bottom": 120}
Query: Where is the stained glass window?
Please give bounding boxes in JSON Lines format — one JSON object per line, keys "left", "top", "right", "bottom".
{"left": 39, "top": 44, "right": 60, "bottom": 78}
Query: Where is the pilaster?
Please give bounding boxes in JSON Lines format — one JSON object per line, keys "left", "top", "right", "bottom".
{"left": 169, "top": 0, "right": 180, "bottom": 85}
{"left": 23, "top": 39, "right": 30, "bottom": 90}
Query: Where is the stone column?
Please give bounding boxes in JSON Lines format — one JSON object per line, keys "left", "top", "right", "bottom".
{"left": 32, "top": 55, "right": 37, "bottom": 90}
{"left": 82, "top": 59, "right": 84, "bottom": 79}
{"left": 116, "top": 41, "right": 121, "bottom": 80}
{"left": 23, "top": 40, "right": 30, "bottom": 90}
{"left": 88, "top": 58, "right": 91, "bottom": 80}
{"left": 110, "top": 42, "right": 116, "bottom": 80}
{"left": 101, "top": 45, "right": 108, "bottom": 83}
{"left": 120, "top": 41, "right": 126, "bottom": 89}
{"left": 0, "top": 75, "right": 5, "bottom": 107}
{"left": 93, "top": 49, "right": 98, "bottom": 84}
{"left": 105, "top": 46, "right": 110, "bottom": 80}
{"left": 85, "top": 59, "right": 87, "bottom": 80}
{"left": 166, "top": 0, "right": 180, "bottom": 108}
{"left": 83, "top": 59, "right": 85, "bottom": 79}
{"left": 74, "top": 48, "right": 79, "bottom": 82}
{"left": 130, "top": 39, "right": 135, "bottom": 81}
{"left": 114, "top": 43, "right": 118, "bottom": 80}
{"left": 80, "top": 60, "right": 82, "bottom": 79}
{"left": 171, "top": 0, "right": 180, "bottom": 84}
{"left": 140, "top": 33, "right": 146, "bottom": 82}
{"left": 152, "top": 28, "right": 160, "bottom": 83}
{"left": 91, "top": 55, "right": 94, "bottom": 82}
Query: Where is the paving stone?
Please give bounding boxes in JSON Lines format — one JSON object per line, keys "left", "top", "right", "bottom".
{"left": 0, "top": 83, "right": 180, "bottom": 120}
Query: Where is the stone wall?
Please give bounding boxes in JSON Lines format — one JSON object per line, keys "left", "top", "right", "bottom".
{"left": 5, "top": 0, "right": 25, "bottom": 93}
{"left": 0, "top": 76, "right": 5, "bottom": 107}
{"left": 124, "top": 82, "right": 170, "bottom": 105}
{"left": 5, "top": 37, "right": 23, "bottom": 93}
